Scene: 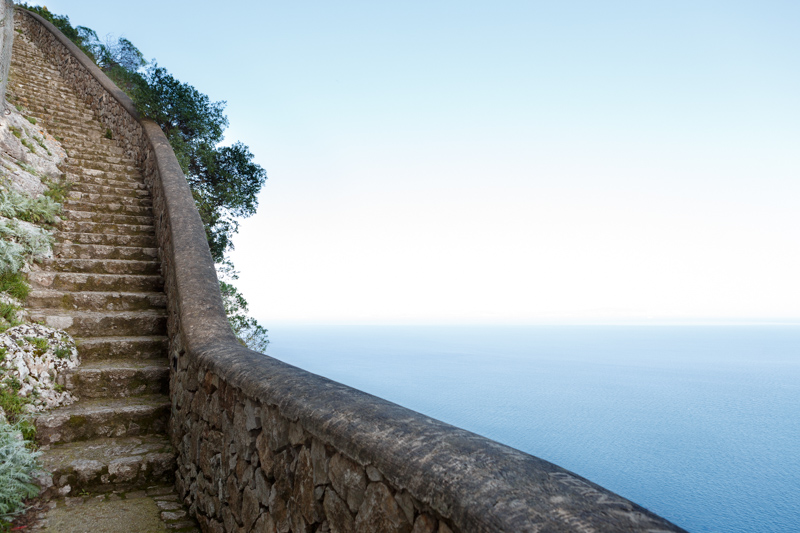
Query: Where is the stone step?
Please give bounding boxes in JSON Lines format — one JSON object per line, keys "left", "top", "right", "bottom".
{"left": 25, "top": 107, "right": 95, "bottom": 124}
{"left": 27, "top": 289, "right": 166, "bottom": 312}
{"left": 11, "top": 91, "right": 81, "bottom": 109}
{"left": 61, "top": 210, "right": 153, "bottom": 227}
{"left": 57, "top": 231, "right": 157, "bottom": 247}
{"left": 68, "top": 182, "right": 150, "bottom": 198}
{"left": 53, "top": 243, "right": 159, "bottom": 261}
{"left": 66, "top": 171, "right": 145, "bottom": 190}
{"left": 64, "top": 169, "right": 147, "bottom": 190}
{"left": 27, "top": 271, "right": 163, "bottom": 292}
{"left": 67, "top": 190, "right": 153, "bottom": 206}
{"left": 32, "top": 119, "right": 104, "bottom": 137}
{"left": 58, "top": 220, "right": 154, "bottom": 236}
{"left": 60, "top": 139, "right": 126, "bottom": 156}
{"left": 35, "top": 395, "right": 171, "bottom": 446}
{"left": 64, "top": 160, "right": 138, "bottom": 174}
{"left": 38, "top": 435, "right": 175, "bottom": 497}
{"left": 68, "top": 154, "right": 138, "bottom": 167}
{"left": 24, "top": 109, "right": 101, "bottom": 127}
{"left": 40, "top": 258, "right": 160, "bottom": 275}
{"left": 60, "top": 359, "right": 169, "bottom": 398}
{"left": 64, "top": 199, "right": 153, "bottom": 217}
{"left": 76, "top": 336, "right": 168, "bottom": 362}
{"left": 28, "top": 309, "right": 167, "bottom": 337}
{"left": 66, "top": 170, "right": 145, "bottom": 186}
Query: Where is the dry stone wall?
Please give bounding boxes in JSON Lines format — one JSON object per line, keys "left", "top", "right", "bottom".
{"left": 17, "top": 8, "right": 688, "bottom": 533}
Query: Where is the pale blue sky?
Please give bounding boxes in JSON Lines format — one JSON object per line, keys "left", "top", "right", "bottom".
{"left": 33, "top": 1, "right": 800, "bottom": 324}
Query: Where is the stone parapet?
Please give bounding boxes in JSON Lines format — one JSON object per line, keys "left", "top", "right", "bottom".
{"left": 16, "top": 8, "right": 688, "bottom": 532}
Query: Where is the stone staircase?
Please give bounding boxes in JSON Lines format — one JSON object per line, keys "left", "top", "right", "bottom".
{"left": 8, "top": 24, "right": 197, "bottom": 532}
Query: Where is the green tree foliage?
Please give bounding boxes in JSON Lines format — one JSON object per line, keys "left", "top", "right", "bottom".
{"left": 131, "top": 65, "right": 267, "bottom": 260}
{"left": 18, "top": 4, "right": 268, "bottom": 350}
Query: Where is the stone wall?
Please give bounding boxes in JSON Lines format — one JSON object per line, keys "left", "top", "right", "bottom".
{"left": 17, "top": 9, "right": 688, "bottom": 533}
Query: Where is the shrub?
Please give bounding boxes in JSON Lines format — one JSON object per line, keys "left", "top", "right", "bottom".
{"left": 0, "top": 420, "right": 40, "bottom": 524}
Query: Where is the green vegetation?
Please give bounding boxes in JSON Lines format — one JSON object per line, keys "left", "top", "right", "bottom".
{"left": 0, "top": 374, "right": 35, "bottom": 441}
{"left": 25, "top": 117, "right": 36, "bottom": 125}
{"left": 42, "top": 177, "right": 72, "bottom": 204}
{"left": 0, "top": 217, "right": 55, "bottom": 274}
{"left": 18, "top": 4, "right": 269, "bottom": 350}
{"left": 0, "top": 272, "right": 29, "bottom": 301}
{"left": 23, "top": 337, "right": 48, "bottom": 356}
{"left": 7, "top": 126, "right": 20, "bottom": 139}
{"left": 0, "top": 301, "right": 21, "bottom": 333}
{"left": 0, "top": 419, "right": 40, "bottom": 527}
{"left": 20, "top": 138, "right": 36, "bottom": 153}
{"left": 53, "top": 346, "right": 70, "bottom": 360}
{"left": 215, "top": 260, "right": 269, "bottom": 350}
{"left": 0, "top": 187, "right": 61, "bottom": 224}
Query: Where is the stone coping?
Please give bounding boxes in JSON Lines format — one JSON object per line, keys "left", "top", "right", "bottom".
{"left": 20, "top": 8, "right": 688, "bottom": 532}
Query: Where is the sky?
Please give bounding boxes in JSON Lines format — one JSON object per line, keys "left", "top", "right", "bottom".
{"left": 29, "top": 1, "right": 800, "bottom": 325}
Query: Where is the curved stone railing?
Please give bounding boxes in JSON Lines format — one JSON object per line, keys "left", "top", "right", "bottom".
{"left": 17, "top": 8, "right": 688, "bottom": 533}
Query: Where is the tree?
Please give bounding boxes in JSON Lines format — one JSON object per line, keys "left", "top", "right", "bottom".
{"left": 132, "top": 65, "right": 267, "bottom": 260}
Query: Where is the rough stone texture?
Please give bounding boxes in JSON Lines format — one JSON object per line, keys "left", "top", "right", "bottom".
{"left": 26, "top": 486, "right": 200, "bottom": 532}
{"left": 16, "top": 7, "right": 689, "bottom": 533}
{"left": 354, "top": 483, "right": 412, "bottom": 533}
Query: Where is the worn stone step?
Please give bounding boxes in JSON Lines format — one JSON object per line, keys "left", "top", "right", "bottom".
{"left": 12, "top": 91, "right": 81, "bottom": 110}
{"left": 27, "top": 289, "right": 166, "bottom": 312}
{"left": 37, "top": 435, "right": 176, "bottom": 497}
{"left": 68, "top": 154, "right": 137, "bottom": 167}
{"left": 35, "top": 395, "right": 171, "bottom": 446}
{"left": 64, "top": 159, "right": 138, "bottom": 174}
{"left": 68, "top": 182, "right": 150, "bottom": 198}
{"left": 66, "top": 172, "right": 146, "bottom": 190}
{"left": 67, "top": 190, "right": 153, "bottom": 206}
{"left": 60, "top": 139, "right": 126, "bottom": 156}
{"left": 60, "top": 359, "right": 170, "bottom": 398}
{"left": 33, "top": 120, "right": 104, "bottom": 138}
{"left": 40, "top": 258, "right": 160, "bottom": 275}
{"left": 28, "top": 271, "right": 163, "bottom": 292}
{"left": 53, "top": 243, "right": 159, "bottom": 261}
{"left": 58, "top": 220, "right": 154, "bottom": 236}
{"left": 61, "top": 210, "right": 153, "bottom": 227}
{"left": 66, "top": 172, "right": 146, "bottom": 189}
{"left": 28, "top": 309, "right": 167, "bottom": 337}
{"left": 25, "top": 107, "right": 95, "bottom": 124}
{"left": 57, "top": 231, "right": 157, "bottom": 247}
{"left": 64, "top": 199, "right": 152, "bottom": 217}
{"left": 66, "top": 171, "right": 144, "bottom": 188}
{"left": 75, "top": 336, "right": 168, "bottom": 362}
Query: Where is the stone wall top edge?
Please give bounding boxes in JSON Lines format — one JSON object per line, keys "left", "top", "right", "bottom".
{"left": 193, "top": 339, "right": 688, "bottom": 533}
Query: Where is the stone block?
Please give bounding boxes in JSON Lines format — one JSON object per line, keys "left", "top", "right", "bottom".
{"left": 354, "top": 482, "right": 412, "bottom": 533}
{"left": 329, "top": 453, "right": 367, "bottom": 514}
{"left": 323, "top": 487, "right": 354, "bottom": 533}
{"left": 411, "top": 514, "right": 437, "bottom": 533}
{"left": 293, "top": 448, "right": 322, "bottom": 524}
{"left": 242, "top": 485, "right": 261, "bottom": 531}
{"left": 311, "top": 438, "right": 329, "bottom": 486}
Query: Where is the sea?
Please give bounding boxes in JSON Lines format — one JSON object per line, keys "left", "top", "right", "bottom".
{"left": 264, "top": 325, "right": 800, "bottom": 533}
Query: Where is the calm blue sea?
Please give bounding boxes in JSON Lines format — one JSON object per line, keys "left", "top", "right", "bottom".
{"left": 265, "top": 325, "right": 800, "bottom": 533}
